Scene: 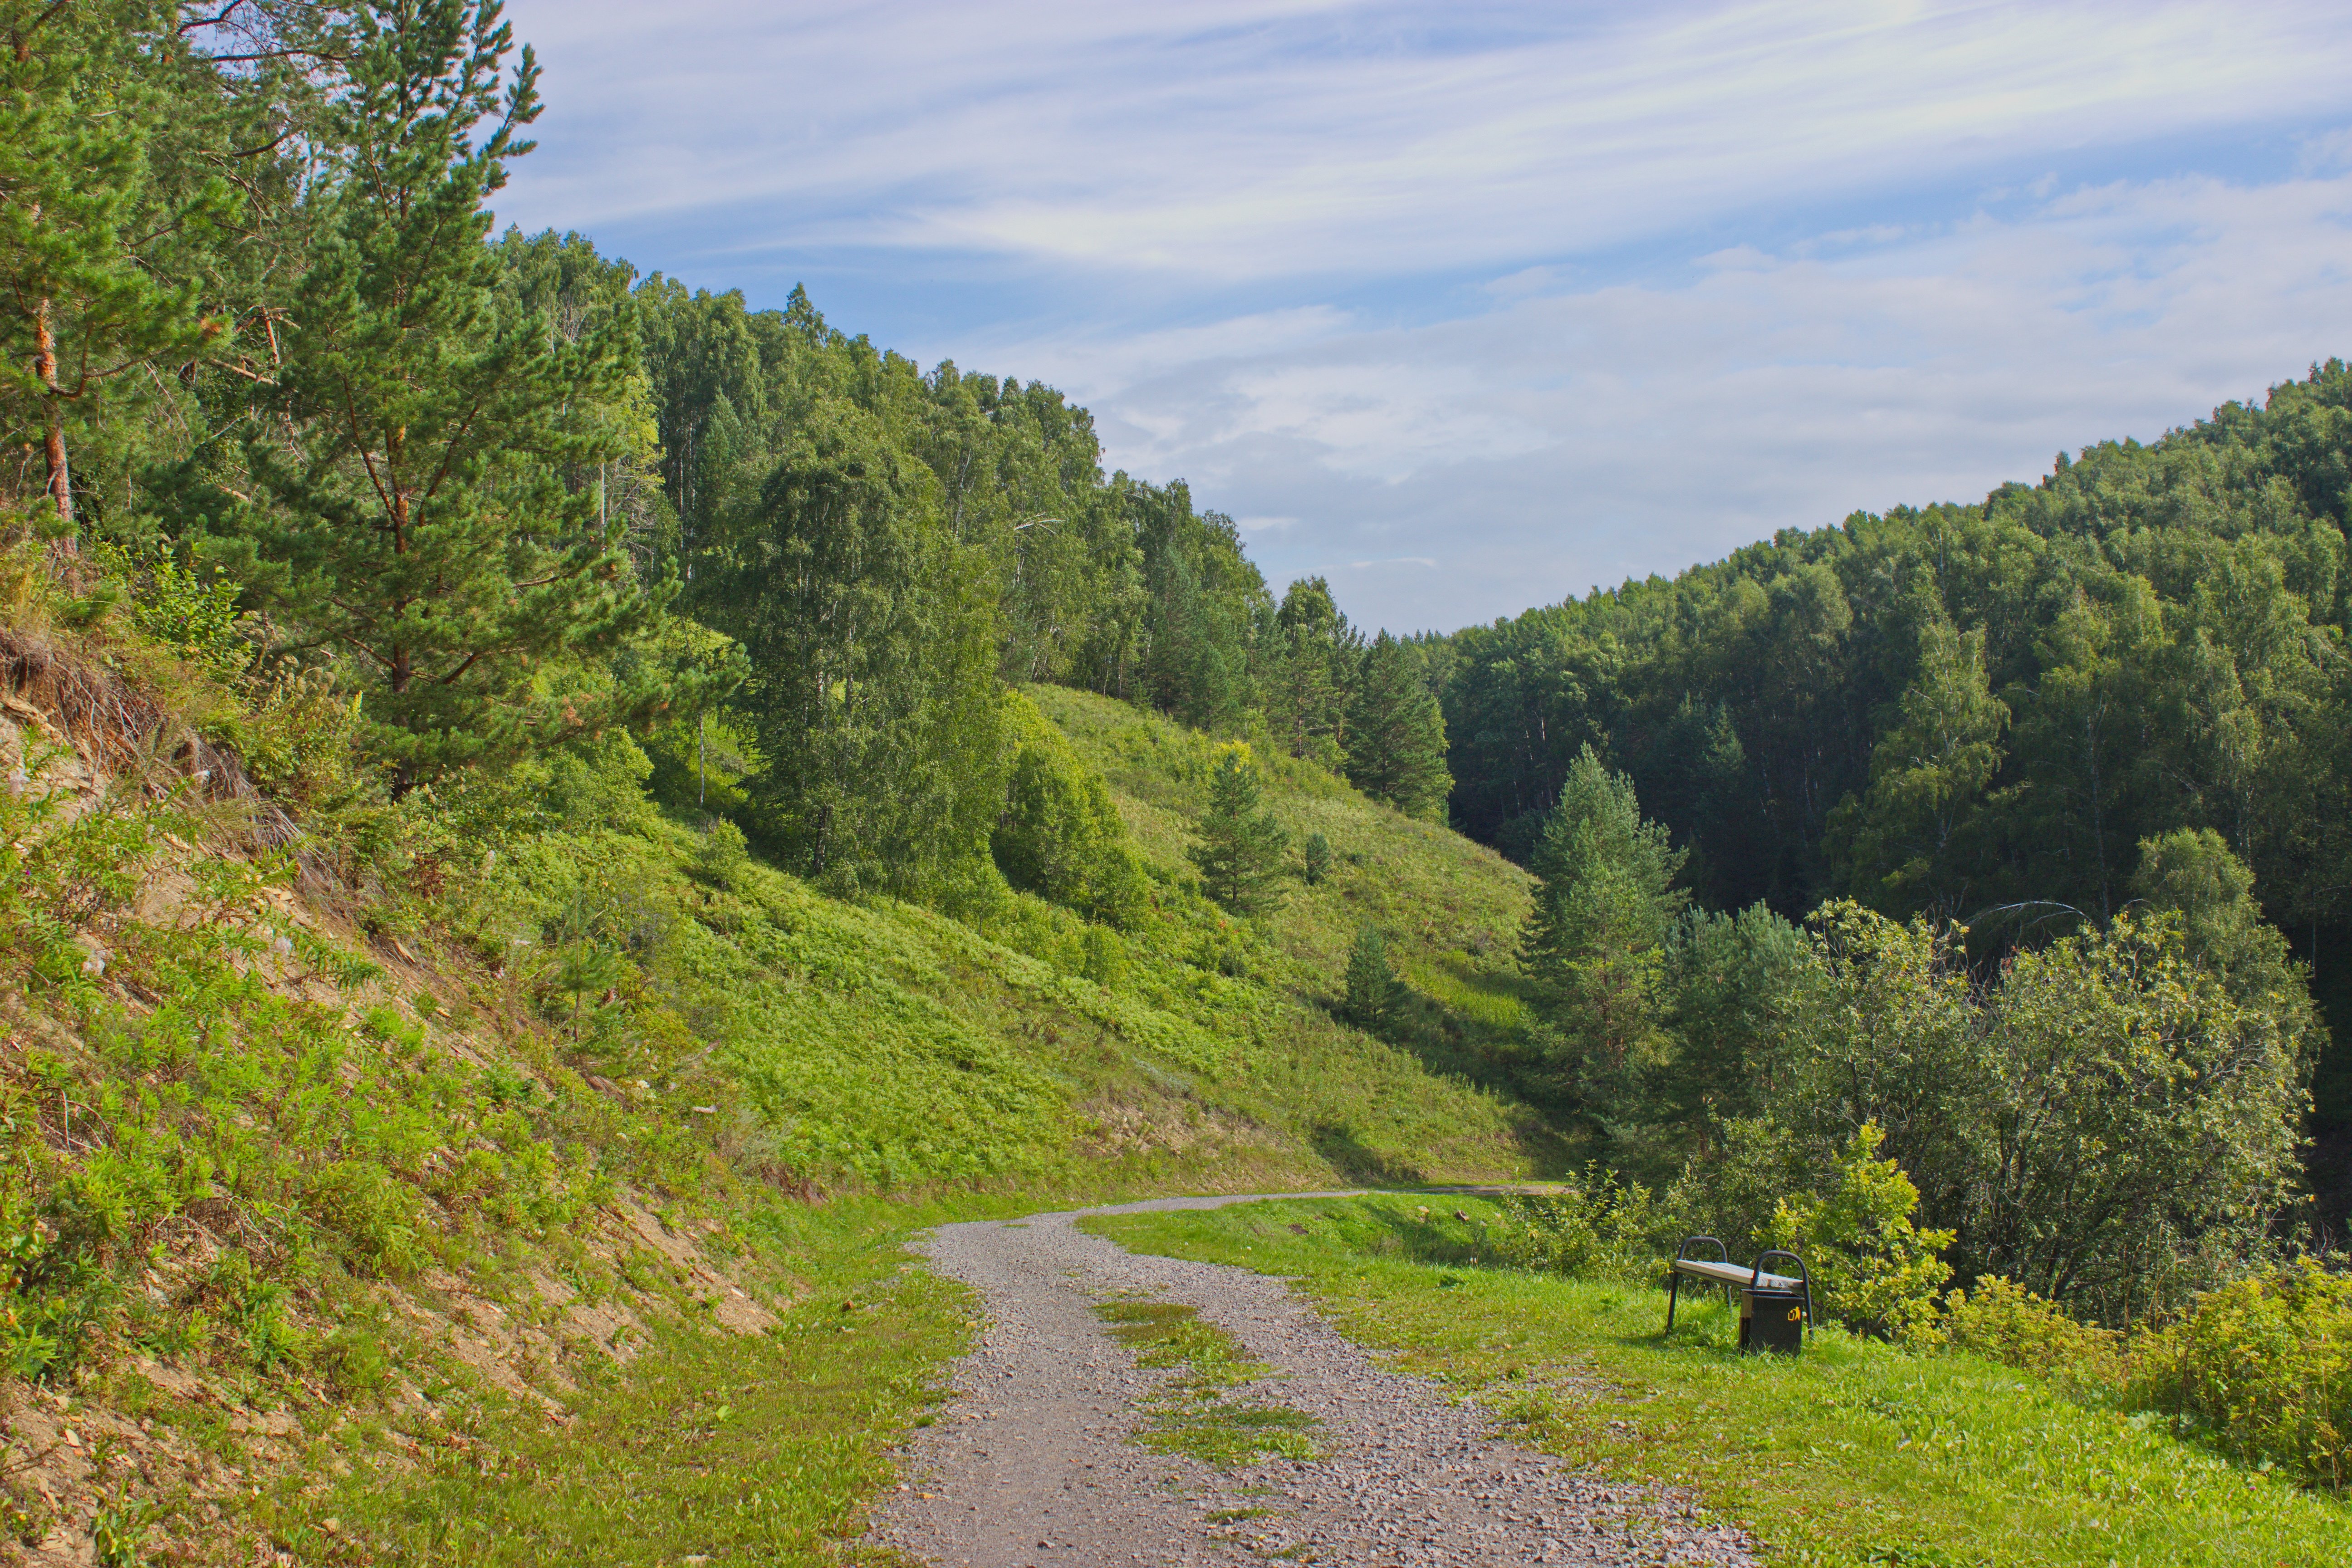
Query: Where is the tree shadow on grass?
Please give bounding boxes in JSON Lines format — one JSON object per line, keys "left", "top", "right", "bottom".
{"left": 1309, "top": 1122, "right": 1427, "bottom": 1186}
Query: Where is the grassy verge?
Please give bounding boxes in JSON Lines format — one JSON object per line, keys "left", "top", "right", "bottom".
{"left": 243, "top": 1181, "right": 1317, "bottom": 1565}
{"left": 1093, "top": 1296, "right": 1322, "bottom": 1466}
{"left": 1083, "top": 1195, "right": 2352, "bottom": 1568}
{"left": 236, "top": 1196, "right": 972, "bottom": 1566}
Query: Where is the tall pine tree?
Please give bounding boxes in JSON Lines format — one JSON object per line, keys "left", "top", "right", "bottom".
{"left": 1, "top": 3, "right": 230, "bottom": 531}
{"left": 1188, "top": 742, "right": 1289, "bottom": 916}
{"left": 206, "top": 1, "right": 671, "bottom": 786}
{"left": 1344, "top": 631, "right": 1452, "bottom": 820}
{"left": 1522, "top": 746, "right": 1688, "bottom": 1123}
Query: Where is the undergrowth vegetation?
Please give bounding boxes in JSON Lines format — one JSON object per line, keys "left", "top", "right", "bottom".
{"left": 1475, "top": 1140, "right": 2352, "bottom": 1492}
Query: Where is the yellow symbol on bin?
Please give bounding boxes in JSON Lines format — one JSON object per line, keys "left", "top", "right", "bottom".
{"left": 1787, "top": 1308, "right": 1802, "bottom": 1321}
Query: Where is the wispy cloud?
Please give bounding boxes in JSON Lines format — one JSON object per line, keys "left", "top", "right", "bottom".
{"left": 1056, "top": 171, "right": 2352, "bottom": 631}
{"left": 503, "top": 1, "right": 2352, "bottom": 281}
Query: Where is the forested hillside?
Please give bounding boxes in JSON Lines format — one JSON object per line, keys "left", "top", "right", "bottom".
{"left": 1425, "top": 368, "right": 2352, "bottom": 1219}
{"left": 0, "top": 4, "right": 1515, "bottom": 1555}
{"left": 8, "top": 0, "right": 2352, "bottom": 1558}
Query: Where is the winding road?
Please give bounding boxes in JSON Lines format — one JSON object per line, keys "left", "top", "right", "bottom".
{"left": 867, "top": 1193, "right": 1757, "bottom": 1568}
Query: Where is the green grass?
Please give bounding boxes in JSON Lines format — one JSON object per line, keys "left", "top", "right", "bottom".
{"left": 246, "top": 1190, "right": 1039, "bottom": 1565}
{"left": 1092, "top": 1295, "right": 1323, "bottom": 1466}
{"left": 1083, "top": 1196, "right": 2352, "bottom": 1568}
{"left": 1031, "top": 684, "right": 1570, "bottom": 1180}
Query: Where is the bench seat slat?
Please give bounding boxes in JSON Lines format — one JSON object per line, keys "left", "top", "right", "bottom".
{"left": 1671, "top": 1257, "right": 1802, "bottom": 1291}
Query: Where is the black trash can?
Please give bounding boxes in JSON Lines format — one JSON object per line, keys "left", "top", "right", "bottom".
{"left": 1739, "top": 1285, "right": 1806, "bottom": 1353}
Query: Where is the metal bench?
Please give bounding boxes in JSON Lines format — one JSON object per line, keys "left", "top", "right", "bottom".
{"left": 1664, "top": 1235, "right": 1813, "bottom": 1354}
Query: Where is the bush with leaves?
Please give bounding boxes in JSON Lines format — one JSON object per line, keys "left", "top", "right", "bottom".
{"left": 1944, "top": 1275, "right": 2126, "bottom": 1394}
{"left": 2132, "top": 1262, "right": 2352, "bottom": 1490}
{"left": 1764, "top": 1122, "right": 1953, "bottom": 1342}
{"left": 1765, "top": 900, "right": 2308, "bottom": 1323}
{"left": 992, "top": 690, "right": 1149, "bottom": 926}
{"left": 1485, "top": 1165, "right": 1674, "bottom": 1283}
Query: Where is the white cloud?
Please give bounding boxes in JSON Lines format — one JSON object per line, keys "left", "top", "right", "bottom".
{"left": 1042, "top": 171, "right": 2352, "bottom": 632}
{"left": 500, "top": 0, "right": 2352, "bottom": 281}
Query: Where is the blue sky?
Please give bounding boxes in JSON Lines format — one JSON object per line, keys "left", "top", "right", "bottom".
{"left": 492, "top": 0, "right": 2352, "bottom": 633}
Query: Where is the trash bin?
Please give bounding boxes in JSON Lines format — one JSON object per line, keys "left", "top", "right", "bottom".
{"left": 1739, "top": 1285, "right": 1806, "bottom": 1353}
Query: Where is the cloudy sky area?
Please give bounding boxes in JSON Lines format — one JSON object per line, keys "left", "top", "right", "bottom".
{"left": 493, "top": 0, "right": 2352, "bottom": 633}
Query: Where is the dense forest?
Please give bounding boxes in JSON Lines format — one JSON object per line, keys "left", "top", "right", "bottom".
{"left": 5, "top": 0, "right": 2346, "bottom": 1360}
{"left": 1425, "top": 372, "right": 2352, "bottom": 1226}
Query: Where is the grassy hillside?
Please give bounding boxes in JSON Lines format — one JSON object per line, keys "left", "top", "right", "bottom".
{"left": 8, "top": 603, "right": 2344, "bottom": 1565}
{"left": 0, "top": 594, "right": 1558, "bottom": 1562}
{"left": 1030, "top": 684, "right": 1554, "bottom": 1180}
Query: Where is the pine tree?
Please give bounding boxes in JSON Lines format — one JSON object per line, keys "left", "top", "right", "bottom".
{"left": 206, "top": 2, "right": 673, "bottom": 786}
{"left": 1344, "top": 923, "right": 1402, "bottom": 1027}
{"left": 1301, "top": 830, "right": 1332, "bottom": 885}
{"left": 1188, "top": 742, "right": 1289, "bottom": 916}
{"left": 1522, "top": 746, "right": 1688, "bottom": 1120}
{"left": 1, "top": 5, "right": 231, "bottom": 530}
{"left": 1344, "top": 631, "right": 1452, "bottom": 819}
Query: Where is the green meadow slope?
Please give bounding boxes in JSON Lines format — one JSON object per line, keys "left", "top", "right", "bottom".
{"left": 0, "top": 617, "right": 1556, "bottom": 1561}
{"left": 1027, "top": 684, "right": 1553, "bottom": 1182}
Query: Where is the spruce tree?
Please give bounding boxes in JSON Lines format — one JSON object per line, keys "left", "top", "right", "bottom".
{"left": 206, "top": 2, "right": 671, "bottom": 785}
{"left": 1344, "top": 631, "right": 1452, "bottom": 819}
{"left": 1188, "top": 742, "right": 1289, "bottom": 916}
{"left": 1301, "top": 830, "right": 1332, "bottom": 885}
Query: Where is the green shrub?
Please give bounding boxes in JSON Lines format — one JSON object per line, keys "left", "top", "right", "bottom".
{"left": 992, "top": 691, "right": 1149, "bottom": 926}
{"left": 319, "top": 1319, "right": 396, "bottom": 1399}
{"left": 1945, "top": 1275, "right": 2125, "bottom": 1392}
{"left": 1666, "top": 1115, "right": 1816, "bottom": 1260}
{"left": 1080, "top": 924, "right": 1127, "bottom": 988}
{"left": 91, "top": 541, "right": 250, "bottom": 676}
{"left": 305, "top": 1161, "right": 427, "bottom": 1279}
{"left": 2137, "top": 1261, "right": 2352, "bottom": 1489}
{"left": 1486, "top": 1165, "right": 1672, "bottom": 1282}
{"left": 1766, "top": 1122, "right": 1952, "bottom": 1343}
{"left": 693, "top": 818, "right": 754, "bottom": 893}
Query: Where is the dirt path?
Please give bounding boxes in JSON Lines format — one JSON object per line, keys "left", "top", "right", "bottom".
{"left": 867, "top": 1194, "right": 1756, "bottom": 1568}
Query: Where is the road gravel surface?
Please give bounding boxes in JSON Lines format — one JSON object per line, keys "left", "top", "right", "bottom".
{"left": 867, "top": 1193, "right": 1757, "bottom": 1568}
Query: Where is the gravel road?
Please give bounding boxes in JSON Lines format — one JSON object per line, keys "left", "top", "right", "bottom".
{"left": 867, "top": 1193, "right": 1757, "bottom": 1568}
